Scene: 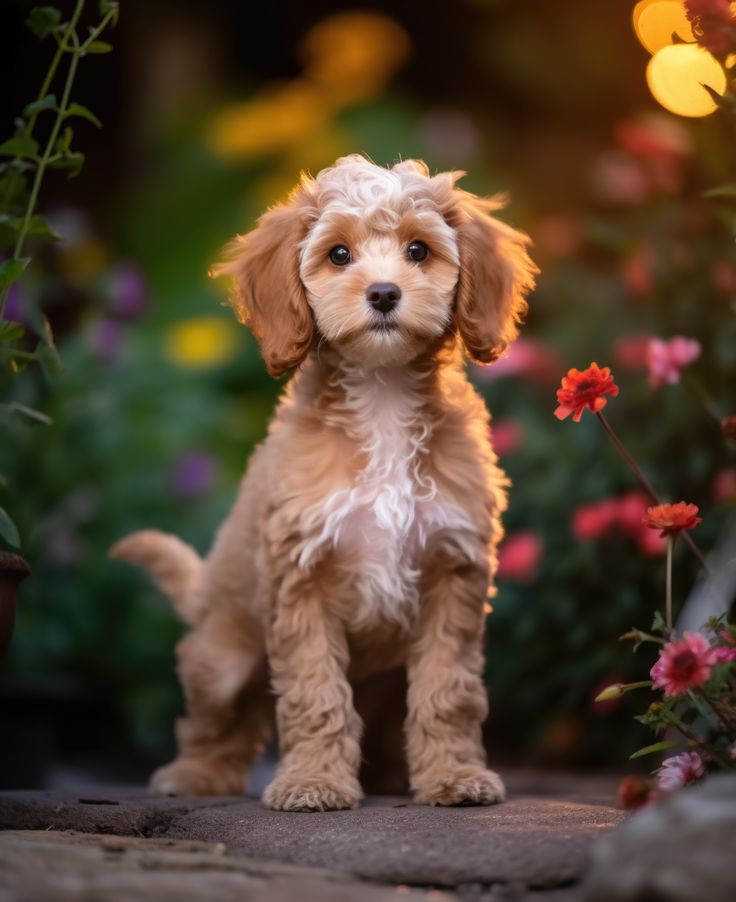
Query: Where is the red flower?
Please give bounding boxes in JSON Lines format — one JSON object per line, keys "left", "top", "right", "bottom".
{"left": 617, "top": 775, "right": 654, "bottom": 811}
{"left": 722, "top": 415, "right": 736, "bottom": 447}
{"left": 651, "top": 632, "right": 713, "bottom": 696}
{"left": 554, "top": 363, "right": 619, "bottom": 423}
{"left": 712, "top": 468, "right": 736, "bottom": 503}
{"left": 685, "top": 0, "right": 736, "bottom": 57}
{"left": 642, "top": 502, "right": 702, "bottom": 538}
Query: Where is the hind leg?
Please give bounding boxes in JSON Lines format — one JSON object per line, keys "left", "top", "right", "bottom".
{"left": 151, "top": 611, "right": 273, "bottom": 796}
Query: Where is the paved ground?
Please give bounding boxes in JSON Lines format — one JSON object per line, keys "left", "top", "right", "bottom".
{"left": 0, "top": 773, "right": 624, "bottom": 900}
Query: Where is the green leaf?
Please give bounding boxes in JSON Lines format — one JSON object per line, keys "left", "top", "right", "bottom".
{"left": 36, "top": 343, "right": 62, "bottom": 380}
{"left": 35, "top": 317, "right": 61, "bottom": 379}
{"left": 99, "top": 0, "right": 120, "bottom": 15}
{"left": 651, "top": 610, "right": 666, "bottom": 634}
{"left": 704, "top": 184, "right": 736, "bottom": 200}
{"left": 85, "top": 40, "right": 113, "bottom": 54}
{"left": 0, "top": 135, "right": 39, "bottom": 158}
{"left": 65, "top": 103, "right": 101, "bottom": 128}
{"left": 0, "top": 321, "right": 25, "bottom": 343}
{"left": 27, "top": 6, "right": 62, "bottom": 39}
{"left": 629, "top": 739, "right": 681, "bottom": 760}
{"left": 49, "top": 151, "right": 85, "bottom": 178}
{"left": 24, "top": 94, "right": 57, "bottom": 117}
{"left": 1, "top": 402, "right": 52, "bottom": 426}
{"left": 24, "top": 214, "right": 62, "bottom": 240}
{"left": 0, "top": 257, "right": 30, "bottom": 291}
{"left": 55, "top": 126, "right": 73, "bottom": 154}
{"left": 0, "top": 506, "right": 20, "bottom": 548}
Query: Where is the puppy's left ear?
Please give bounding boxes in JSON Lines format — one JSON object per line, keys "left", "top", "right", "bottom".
{"left": 212, "top": 185, "right": 316, "bottom": 377}
{"left": 453, "top": 193, "right": 537, "bottom": 364}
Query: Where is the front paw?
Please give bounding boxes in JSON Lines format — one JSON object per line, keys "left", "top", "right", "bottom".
{"left": 150, "top": 758, "right": 245, "bottom": 797}
{"left": 262, "top": 773, "right": 363, "bottom": 812}
{"left": 413, "top": 767, "right": 506, "bottom": 807}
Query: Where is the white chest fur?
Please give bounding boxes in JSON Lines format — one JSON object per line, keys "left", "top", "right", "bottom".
{"left": 297, "top": 365, "right": 473, "bottom": 630}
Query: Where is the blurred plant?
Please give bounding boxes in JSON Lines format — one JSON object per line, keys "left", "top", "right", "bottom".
{"left": 560, "top": 364, "right": 736, "bottom": 790}
{"left": 0, "top": 1, "right": 118, "bottom": 547}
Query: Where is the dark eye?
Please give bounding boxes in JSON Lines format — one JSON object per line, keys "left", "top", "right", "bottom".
{"left": 407, "top": 240, "right": 429, "bottom": 262}
{"left": 329, "top": 245, "right": 352, "bottom": 266}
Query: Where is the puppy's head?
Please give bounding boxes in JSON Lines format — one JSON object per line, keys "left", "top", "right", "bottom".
{"left": 214, "top": 155, "right": 537, "bottom": 375}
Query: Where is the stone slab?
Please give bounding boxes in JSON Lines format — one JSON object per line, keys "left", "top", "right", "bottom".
{"left": 0, "top": 783, "right": 624, "bottom": 892}
{"left": 0, "top": 829, "right": 446, "bottom": 902}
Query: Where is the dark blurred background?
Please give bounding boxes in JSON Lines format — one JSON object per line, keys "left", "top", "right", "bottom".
{"left": 1, "top": 0, "right": 734, "bottom": 789}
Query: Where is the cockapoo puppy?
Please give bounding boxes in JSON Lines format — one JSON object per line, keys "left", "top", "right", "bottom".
{"left": 111, "top": 154, "right": 537, "bottom": 811}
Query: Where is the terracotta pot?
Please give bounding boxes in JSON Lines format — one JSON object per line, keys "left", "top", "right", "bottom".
{"left": 0, "top": 551, "right": 30, "bottom": 660}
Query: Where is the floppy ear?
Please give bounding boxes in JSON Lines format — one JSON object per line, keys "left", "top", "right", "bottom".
{"left": 212, "top": 188, "right": 316, "bottom": 377}
{"left": 453, "top": 193, "right": 537, "bottom": 364}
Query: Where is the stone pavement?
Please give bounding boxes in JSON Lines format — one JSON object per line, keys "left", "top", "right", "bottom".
{"left": 0, "top": 772, "right": 625, "bottom": 900}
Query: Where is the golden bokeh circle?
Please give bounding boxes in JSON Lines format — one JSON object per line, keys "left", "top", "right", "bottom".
{"left": 634, "top": 0, "right": 694, "bottom": 54}
{"left": 646, "top": 44, "right": 727, "bottom": 117}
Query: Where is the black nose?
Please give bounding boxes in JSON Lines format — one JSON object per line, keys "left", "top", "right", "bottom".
{"left": 367, "top": 282, "right": 401, "bottom": 314}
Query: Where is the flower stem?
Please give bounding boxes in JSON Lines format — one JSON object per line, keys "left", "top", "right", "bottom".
{"left": 666, "top": 536, "right": 674, "bottom": 635}
{"left": 663, "top": 710, "right": 732, "bottom": 769}
{"left": 596, "top": 411, "right": 712, "bottom": 579}
{"left": 685, "top": 374, "right": 723, "bottom": 429}
{"left": 0, "top": 1, "right": 86, "bottom": 320}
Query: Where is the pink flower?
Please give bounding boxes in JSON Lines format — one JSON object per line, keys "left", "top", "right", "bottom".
{"left": 646, "top": 336, "right": 701, "bottom": 388}
{"left": 635, "top": 525, "right": 668, "bottom": 557}
{"left": 592, "top": 151, "right": 650, "bottom": 205}
{"left": 474, "top": 338, "right": 563, "bottom": 384}
{"left": 613, "top": 333, "right": 653, "bottom": 372}
{"left": 709, "top": 645, "right": 736, "bottom": 664}
{"left": 572, "top": 498, "right": 620, "bottom": 540}
{"left": 497, "top": 531, "right": 543, "bottom": 584}
{"left": 571, "top": 492, "right": 663, "bottom": 554}
{"left": 651, "top": 632, "right": 713, "bottom": 696}
{"left": 490, "top": 419, "right": 524, "bottom": 457}
{"left": 658, "top": 751, "right": 705, "bottom": 792}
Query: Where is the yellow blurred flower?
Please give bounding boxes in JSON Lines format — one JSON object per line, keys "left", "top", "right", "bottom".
{"left": 300, "top": 12, "right": 410, "bottom": 105}
{"left": 164, "top": 316, "right": 240, "bottom": 369}
{"left": 207, "top": 80, "right": 328, "bottom": 160}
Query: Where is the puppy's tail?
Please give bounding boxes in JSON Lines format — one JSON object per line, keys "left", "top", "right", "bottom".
{"left": 109, "top": 530, "right": 204, "bottom": 625}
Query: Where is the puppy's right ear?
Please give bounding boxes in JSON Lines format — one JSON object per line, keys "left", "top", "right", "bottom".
{"left": 212, "top": 185, "right": 316, "bottom": 377}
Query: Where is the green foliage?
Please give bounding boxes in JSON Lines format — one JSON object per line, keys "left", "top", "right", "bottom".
{"left": 0, "top": 1, "right": 118, "bottom": 548}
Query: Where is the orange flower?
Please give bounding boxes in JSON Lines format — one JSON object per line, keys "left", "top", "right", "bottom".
{"left": 642, "top": 502, "right": 702, "bottom": 538}
{"left": 617, "top": 775, "right": 654, "bottom": 811}
{"left": 554, "top": 363, "right": 619, "bottom": 422}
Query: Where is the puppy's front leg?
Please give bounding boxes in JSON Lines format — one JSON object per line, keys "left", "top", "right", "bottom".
{"left": 263, "top": 570, "right": 363, "bottom": 811}
{"left": 406, "top": 556, "right": 506, "bottom": 806}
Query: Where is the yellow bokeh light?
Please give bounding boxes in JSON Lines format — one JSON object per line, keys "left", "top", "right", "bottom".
{"left": 207, "top": 81, "right": 328, "bottom": 160}
{"left": 633, "top": 0, "right": 694, "bottom": 54}
{"left": 164, "top": 316, "right": 240, "bottom": 369}
{"left": 647, "top": 44, "right": 727, "bottom": 117}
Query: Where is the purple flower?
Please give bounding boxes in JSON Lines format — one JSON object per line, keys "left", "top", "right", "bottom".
{"left": 88, "top": 318, "right": 124, "bottom": 362}
{"left": 3, "top": 282, "right": 30, "bottom": 325}
{"left": 173, "top": 452, "right": 218, "bottom": 499}
{"left": 107, "top": 262, "right": 148, "bottom": 320}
